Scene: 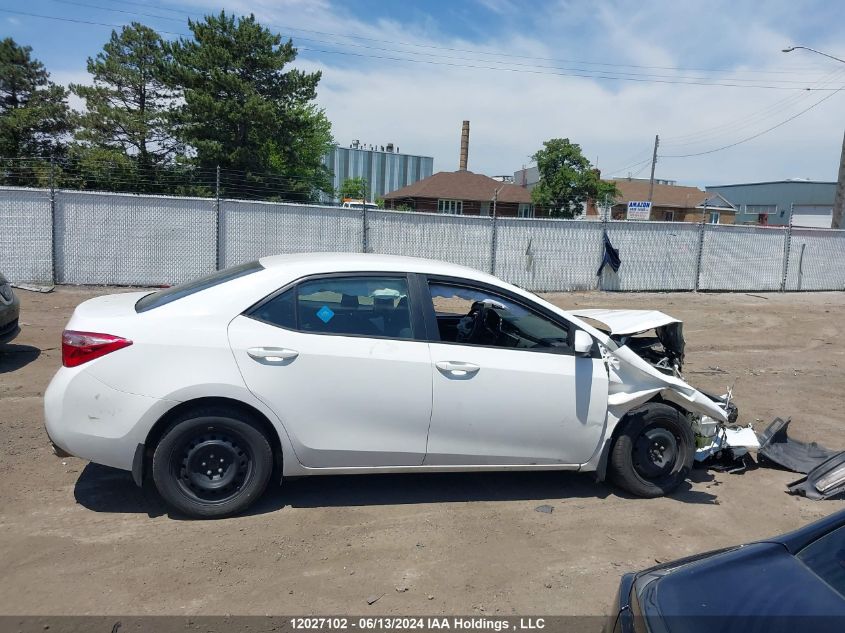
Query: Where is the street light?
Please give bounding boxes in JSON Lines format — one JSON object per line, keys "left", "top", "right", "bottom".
{"left": 782, "top": 45, "right": 845, "bottom": 65}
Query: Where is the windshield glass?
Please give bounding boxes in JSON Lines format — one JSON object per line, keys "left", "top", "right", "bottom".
{"left": 797, "top": 525, "right": 845, "bottom": 599}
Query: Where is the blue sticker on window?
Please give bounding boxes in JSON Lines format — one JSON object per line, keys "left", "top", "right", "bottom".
{"left": 316, "top": 305, "right": 335, "bottom": 323}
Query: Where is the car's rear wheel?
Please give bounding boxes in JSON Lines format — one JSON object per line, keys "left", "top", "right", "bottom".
{"left": 151, "top": 408, "right": 273, "bottom": 519}
{"left": 609, "top": 403, "right": 694, "bottom": 498}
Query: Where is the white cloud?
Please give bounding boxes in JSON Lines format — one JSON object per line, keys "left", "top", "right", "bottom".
{"left": 87, "top": 0, "right": 845, "bottom": 184}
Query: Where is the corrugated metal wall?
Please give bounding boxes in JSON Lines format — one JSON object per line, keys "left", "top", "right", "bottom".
{"left": 323, "top": 146, "right": 434, "bottom": 202}
{"left": 2, "top": 187, "right": 844, "bottom": 292}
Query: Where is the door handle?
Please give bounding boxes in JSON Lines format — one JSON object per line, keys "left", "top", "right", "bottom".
{"left": 247, "top": 347, "right": 299, "bottom": 363}
{"left": 436, "top": 361, "right": 480, "bottom": 377}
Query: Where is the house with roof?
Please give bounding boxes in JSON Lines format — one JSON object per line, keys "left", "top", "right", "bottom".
{"left": 594, "top": 177, "right": 736, "bottom": 224}
{"left": 382, "top": 170, "right": 535, "bottom": 217}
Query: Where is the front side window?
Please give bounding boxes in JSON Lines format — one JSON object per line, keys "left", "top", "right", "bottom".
{"left": 438, "top": 199, "right": 463, "bottom": 215}
{"left": 428, "top": 282, "right": 569, "bottom": 352}
{"left": 709, "top": 211, "right": 721, "bottom": 224}
{"left": 252, "top": 276, "right": 414, "bottom": 339}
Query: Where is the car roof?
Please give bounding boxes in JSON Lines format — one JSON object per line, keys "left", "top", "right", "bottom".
{"left": 259, "top": 252, "right": 499, "bottom": 283}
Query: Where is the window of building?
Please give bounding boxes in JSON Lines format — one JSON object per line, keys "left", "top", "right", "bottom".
{"left": 428, "top": 282, "right": 570, "bottom": 352}
{"left": 709, "top": 211, "right": 721, "bottom": 224}
{"left": 250, "top": 276, "right": 414, "bottom": 339}
{"left": 480, "top": 202, "right": 491, "bottom": 216}
{"left": 518, "top": 203, "right": 534, "bottom": 218}
{"left": 663, "top": 210, "right": 675, "bottom": 222}
{"left": 437, "top": 199, "right": 463, "bottom": 215}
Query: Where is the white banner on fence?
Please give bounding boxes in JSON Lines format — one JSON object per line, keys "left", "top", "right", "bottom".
{"left": 626, "top": 201, "right": 652, "bottom": 220}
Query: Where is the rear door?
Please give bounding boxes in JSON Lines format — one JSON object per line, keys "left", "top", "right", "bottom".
{"left": 422, "top": 278, "right": 609, "bottom": 466}
{"left": 228, "top": 274, "right": 432, "bottom": 468}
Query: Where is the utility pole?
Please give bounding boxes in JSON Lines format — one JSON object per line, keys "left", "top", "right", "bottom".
{"left": 490, "top": 185, "right": 503, "bottom": 275}
{"left": 215, "top": 164, "right": 221, "bottom": 270}
{"left": 833, "top": 129, "right": 845, "bottom": 229}
{"left": 647, "top": 134, "right": 659, "bottom": 202}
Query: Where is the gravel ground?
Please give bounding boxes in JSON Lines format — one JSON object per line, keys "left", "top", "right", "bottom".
{"left": 0, "top": 286, "right": 843, "bottom": 616}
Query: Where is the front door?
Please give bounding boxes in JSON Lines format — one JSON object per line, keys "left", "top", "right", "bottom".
{"left": 227, "top": 274, "right": 432, "bottom": 468}
{"left": 423, "top": 280, "right": 609, "bottom": 465}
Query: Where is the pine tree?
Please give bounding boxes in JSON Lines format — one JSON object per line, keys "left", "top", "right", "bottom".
{"left": 0, "top": 38, "right": 71, "bottom": 185}
{"left": 71, "top": 23, "right": 181, "bottom": 189}
{"left": 168, "top": 11, "right": 333, "bottom": 201}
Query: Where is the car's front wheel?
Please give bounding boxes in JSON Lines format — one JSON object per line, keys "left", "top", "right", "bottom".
{"left": 151, "top": 408, "right": 273, "bottom": 519}
{"left": 608, "top": 403, "right": 694, "bottom": 498}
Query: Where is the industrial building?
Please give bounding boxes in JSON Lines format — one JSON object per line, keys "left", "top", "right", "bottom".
{"left": 706, "top": 180, "right": 837, "bottom": 227}
{"left": 322, "top": 141, "right": 434, "bottom": 203}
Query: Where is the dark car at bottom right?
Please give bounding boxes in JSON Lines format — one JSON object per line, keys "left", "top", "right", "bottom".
{"left": 607, "top": 509, "right": 845, "bottom": 633}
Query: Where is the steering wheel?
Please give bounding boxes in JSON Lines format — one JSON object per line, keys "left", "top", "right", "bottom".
{"left": 456, "top": 301, "right": 503, "bottom": 345}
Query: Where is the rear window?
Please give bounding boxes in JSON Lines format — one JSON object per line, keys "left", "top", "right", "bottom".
{"left": 797, "top": 524, "right": 845, "bottom": 599}
{"left": 135, "top": 261, "right": 264, "bottom": 313}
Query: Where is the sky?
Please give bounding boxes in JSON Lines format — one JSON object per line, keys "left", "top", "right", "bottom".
{"left": 3, "top": 0, "right": 845, "bottom": 187}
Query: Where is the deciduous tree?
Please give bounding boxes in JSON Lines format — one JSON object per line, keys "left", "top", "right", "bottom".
{"left": 530, "top": 138, "right": 618, "bottom": 218}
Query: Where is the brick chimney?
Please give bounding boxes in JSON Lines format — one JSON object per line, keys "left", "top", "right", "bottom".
{"left": 459, "top": 120, "right": 470, "bottom": 171}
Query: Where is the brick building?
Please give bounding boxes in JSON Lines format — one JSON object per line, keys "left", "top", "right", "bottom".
{"left": 382, "top": 170, "right": 535, "bottom": 217}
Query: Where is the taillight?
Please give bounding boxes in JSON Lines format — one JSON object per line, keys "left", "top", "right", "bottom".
{"left": 62, "top": 330, "right": 133, "bottom": 367}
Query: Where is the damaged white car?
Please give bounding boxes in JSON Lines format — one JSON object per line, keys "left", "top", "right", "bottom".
{"left": 45, "top": 254, "right": 738, "bottom": 518}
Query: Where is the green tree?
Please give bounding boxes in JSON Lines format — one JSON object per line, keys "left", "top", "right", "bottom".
{"left": 0, "top": 38, "right": 71, "bottom": 185}
{"left": 339, "top": 176, "right": 368, "bottom": 200}
{"left": 168, "top": 11, "right": 333, "bottom": 201}
{"left": 530, "top": 138, "right": 618, "bottom": 219}
{"left": 71, "top": 23, "right": 181, "bottom": 189}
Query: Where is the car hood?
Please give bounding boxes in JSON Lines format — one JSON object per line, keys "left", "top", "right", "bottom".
{"left": 637, "top": 542, "right": 845, "bottom": 625}
{"left": 568, "top": 308, "right": 680, "bottom": 335}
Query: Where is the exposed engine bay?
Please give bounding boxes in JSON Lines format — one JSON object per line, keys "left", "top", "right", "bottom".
{"left": 616, "top": 322, "right": 685, "bottom": 376}
{"left": 569, "top": 308, "right": 686, "bottom": 376}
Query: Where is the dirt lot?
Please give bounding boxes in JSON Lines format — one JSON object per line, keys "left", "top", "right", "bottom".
{"left": 1, "top": 286, "right": 843, "bottom": 616}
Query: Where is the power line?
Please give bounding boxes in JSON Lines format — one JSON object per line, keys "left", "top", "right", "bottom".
{"left": 660, "top": 86, "right": 844, "bottom": 158}
{"left": 99, "top": 0, "right": 827, "bottom": 76}
{"left": 296, "top": 45, "right": 842, "bottom": 90}
{"left": 4, "top": 8, "right": 840, "bottom": 91}
{"left": 45, "top": 0, "right": 832, "bottom": 85}
{"left": 659, "top": 67, "right": 845, "bottom": 148}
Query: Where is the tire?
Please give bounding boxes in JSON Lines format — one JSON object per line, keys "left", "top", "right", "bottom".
{"left": 151, "top": 407, "right": 273, "bottom": 519}
{"left": 608, "top": 403, "right": 695, "bottom": 498}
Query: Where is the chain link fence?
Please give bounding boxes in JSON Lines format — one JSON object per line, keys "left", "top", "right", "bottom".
{"left": 0, "top": 187, "right": 53, "bottom": 284}
{"left": 2, "top": 186, "right": 844, "bottom": 292}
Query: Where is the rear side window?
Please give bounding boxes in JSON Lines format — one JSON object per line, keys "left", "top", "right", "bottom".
{"left": 251, "top": 276, "right": 414, "bottom": 339}
{"left": 135, "top": 261, "right": 263, "bottom": 313}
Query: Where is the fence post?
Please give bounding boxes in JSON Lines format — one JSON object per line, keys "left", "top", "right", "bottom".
{"left": 489, "top": 211, "right": 498, "bottom": 275}
{"left": 361, "top": 206, "right": 369, "bottom": 253}
{"left": 215, "top": 165, "right": 221, "bottom": 270}
{"left": 694, "top": 221, "right": 705, "bottom": 292}
{"left": 780, "top": 203, "right": 794, "bottom": 292}
{"left": 49, "top": 156, "right": 57, "bottom": 285}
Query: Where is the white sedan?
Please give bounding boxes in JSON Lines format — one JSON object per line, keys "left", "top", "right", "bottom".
{"left": 45, "top": 253, "right": 733, "bottom": 518}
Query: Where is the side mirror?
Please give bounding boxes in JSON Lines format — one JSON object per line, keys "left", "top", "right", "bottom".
{"left": 574, "top": 330, "right": 593, "bottom": 357}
